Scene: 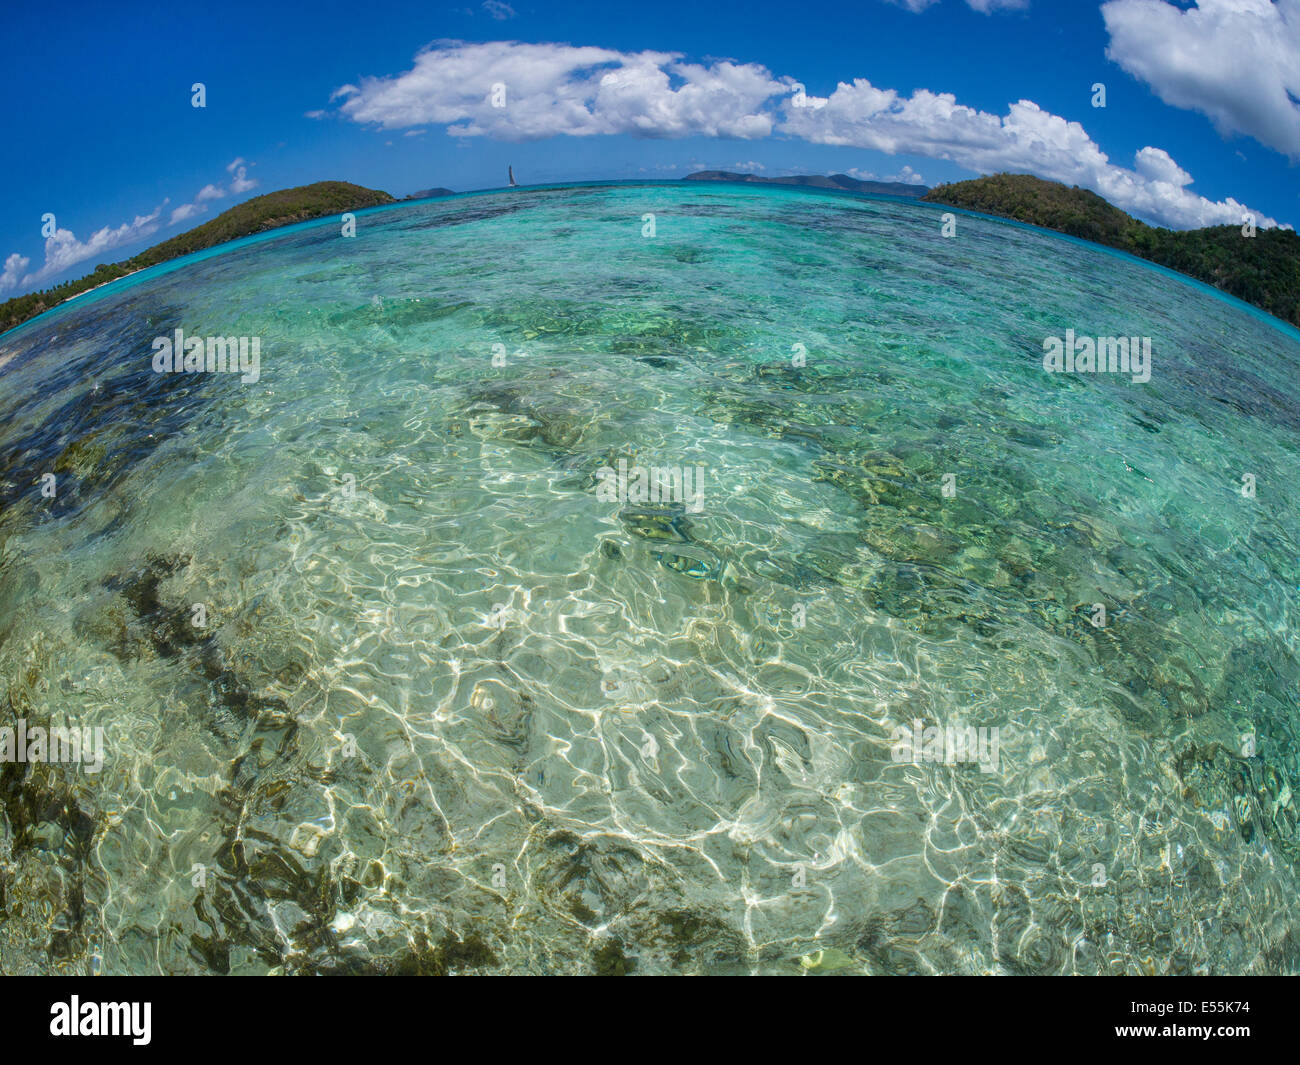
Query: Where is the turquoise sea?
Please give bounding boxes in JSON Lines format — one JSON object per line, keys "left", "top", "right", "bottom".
{"left": 1, "top": 182, "right": 1298, "bottom": 974}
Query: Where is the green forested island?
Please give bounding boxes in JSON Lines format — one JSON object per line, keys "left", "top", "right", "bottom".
{"left": 4, "top": 173, "right": 1297, "bottom": 334}
{"left": 0, "top": 181, "right": 395, "bottom": 333}
{"left": 923, "top": 173, "right": 1300, "bottom": 328}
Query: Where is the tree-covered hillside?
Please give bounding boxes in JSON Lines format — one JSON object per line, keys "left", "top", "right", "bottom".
{"left": 923, "top": 173, "right": 1300, "bottom": 328}
{"left": 0, "top": 181, "right": 395, "bottom": 334}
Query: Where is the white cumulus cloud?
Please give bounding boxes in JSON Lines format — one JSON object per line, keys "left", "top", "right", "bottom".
{"left": 21, "top": 205, "right": 166, "bottom": 288}
{"left": 784, "top": 80, "right": 1280, "bottom": 228}
{"left": 332, "top": 41, "right": 784, "bottom": 140}
{"left": 325, "top": 40, "right": 1281, "bottom": 229}
{"left": 169, "top": 202, "right": 204, "bottom": 225}
{"left": 166, "top": 161, "right": 260, "bottom": 228}
{"left": 1, "top": 157, "right": 266, "bottom": 295}
{"left": 0, "top": 252, "right": 31, "bottom": 293}
{"left": 228, "top": 161, "right": 258, "bottom": 194}
{"left": 1134, "top": 146, "right": 1193, "bottom": 186}
{"left": 1103, "top": 0, "right": 1300, "bottom": 160}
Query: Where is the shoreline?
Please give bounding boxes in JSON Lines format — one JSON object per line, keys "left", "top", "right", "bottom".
{"left": 3, "top": 177, "right": 1299, "bottom": 346}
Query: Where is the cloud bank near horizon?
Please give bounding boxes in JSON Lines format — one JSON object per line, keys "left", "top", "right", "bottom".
{"left": 4, "top": 3, "right": 1295, "bottom": 299}
{"left": 1, "top": 159, "right": 258, "bottom": 295}
{"left": 326, "top": 38, "right": 1286, "bottom": 233}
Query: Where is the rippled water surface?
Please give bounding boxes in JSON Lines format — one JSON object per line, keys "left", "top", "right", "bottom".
{"left": 1, "top": 183, "right": 1299, "bottom": 974}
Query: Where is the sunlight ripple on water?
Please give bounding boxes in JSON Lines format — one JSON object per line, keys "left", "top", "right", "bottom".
{"left": 0, "top": 183, "right": 1298, "bottom": 974}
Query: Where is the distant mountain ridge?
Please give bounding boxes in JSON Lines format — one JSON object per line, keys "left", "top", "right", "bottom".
{"left": 684, "top": 170, "right": 929, "bottom": 198}
{"left": 1, "top": 181, "right": 396, "bottom": 334}
{"left": 406, "top": 188, "right": 455, "bottom": 200}
{"left": 923, "top": 173, "right": 1300, "bottom": 328}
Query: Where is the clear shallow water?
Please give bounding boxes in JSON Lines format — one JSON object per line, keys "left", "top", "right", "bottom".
{"left": 1, "top": 182, "right": 1299, "bottom": 975}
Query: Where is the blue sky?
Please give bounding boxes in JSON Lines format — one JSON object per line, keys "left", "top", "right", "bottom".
{"left": 3, "top": 0, "right": 1298, "bottom": 298}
